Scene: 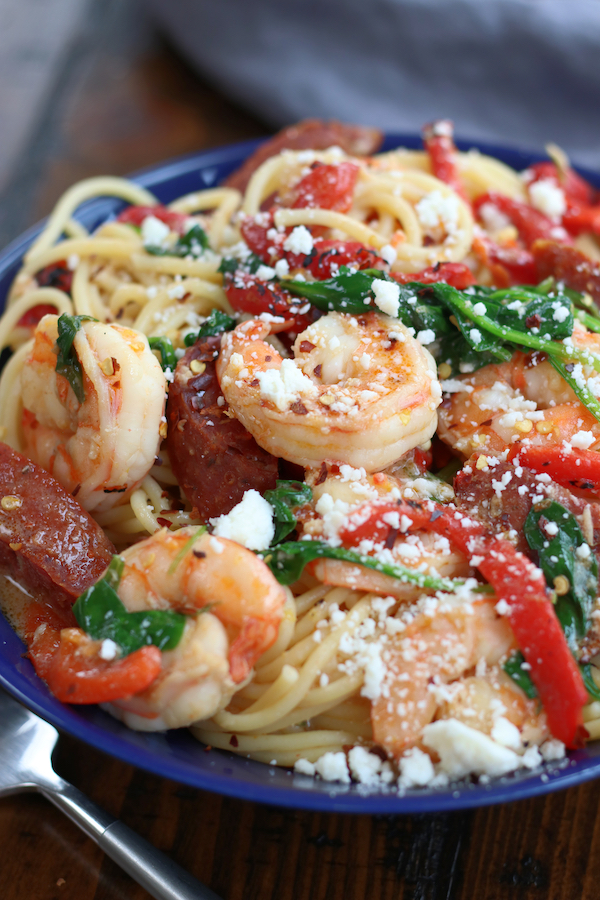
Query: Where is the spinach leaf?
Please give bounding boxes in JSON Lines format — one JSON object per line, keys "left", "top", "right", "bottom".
{"left": 146, "top": 223, "right": 209, "bottom": 258}
{"left": 55, "top": 314, "right": 96, "bottom": 403}
{"left": 218, "top": 252, "right": 263, "bottom": 275}
{"left": 264, "top": 480, "right": 313, "bottom": 544}
{"left": 581, "top": 663, "right": 600, "bottom": 702}
{"left": 504, "top": 651, "right": 538, "bottom": 699}
{"left": 261, "top": 539, "right": 463, "bottom": 591}
{"left": 184, "top": 309, "right": 236, "bottom": 347}
{"left": 73, "top": 556, "right": 187, "bottom": 655}
{"left": 148, "top": 336, "right": 177, "bottom": 371}
{"left": 523, "top": 500, "right": 598, "bottom": 650}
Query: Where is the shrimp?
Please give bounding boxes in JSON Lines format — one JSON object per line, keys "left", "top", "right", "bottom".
{"left": 438, "top": 326, "right": 600, "bottom": 457}
{"left": 216, "top": 311, "right": 441, "bottom": 472}
{"left": 106, "top": 526, "right": 286, "bottom": 731}
{"left": 300, "top": 463, "right": 469, "bottom": 599}
{"left": 19, "top": 314, "right": 166, "bottom": 512}
{"left": 371, "top": 596, "right": 546, "bottom": 759}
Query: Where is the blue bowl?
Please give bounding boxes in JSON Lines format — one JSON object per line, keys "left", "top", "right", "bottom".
{"left": 2, "top": 134, "right": 600, "bottom": 813}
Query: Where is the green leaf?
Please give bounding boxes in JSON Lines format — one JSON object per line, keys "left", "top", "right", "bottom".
{"left": 581, "top": 663, "right": 600, "bottom": 702}
{"left": 504, "top": 651, "right": 538, "bottom": 699}
{"left": 73, "top": 556, "right": 187, "bottom": 655}
{"left": 524, "top": 500, "right": 598, "bottom": 650}
{"left": 218, "top": 252, "right": 263, "bottom": 275}
{"left": 184, "top": 309, "right": 236, "bottom": 347}
{"left": 146, "top": 223, "right": 209, "bottom": 258}
{"left": 167, "top": 526, "right": 207, "bottom": 574}
{"left": 54, "top": 314, "right": 96, "bottom": 404}
{"left": 264, "top": 480, "right": 313, "bottom": 545}
{"left": 261, "top": 539, "right": 463, "bottom": 591}
{"left": 148, "top": 336, "right": 177, "bottom": 371}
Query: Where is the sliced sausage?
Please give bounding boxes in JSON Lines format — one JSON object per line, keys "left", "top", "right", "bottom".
{"left": 224, "top": 119, "right": 384, "bottom": 193}
{"left": 0, "top": 442, "right": 115, "bottom": 612}
{"left": 166, "top": 338, "right": 278, "bottom": 520}
{"left": 454, "top": 457, "right": 600, "bottom": 555}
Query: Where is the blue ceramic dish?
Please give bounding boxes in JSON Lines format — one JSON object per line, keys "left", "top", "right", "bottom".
{"left": 1, "top": 134, "right": 600, "bottom": 813}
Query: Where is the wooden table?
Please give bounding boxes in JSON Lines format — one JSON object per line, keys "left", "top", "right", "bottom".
{"left": 0, "top": 3, "right": 599, "bottom": 898}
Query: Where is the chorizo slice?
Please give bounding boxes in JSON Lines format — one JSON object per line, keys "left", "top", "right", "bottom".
{"left": 224, "top": 118, "right": 384, "bottom": 193}
{"left": 0, "top": 442, "right": 115, "bottom": 615}
{"left": 166, "top": 338, "right": 278, "bottom": 520}
{"left": 454, "top": 457, "right": 600, "bottom": 555}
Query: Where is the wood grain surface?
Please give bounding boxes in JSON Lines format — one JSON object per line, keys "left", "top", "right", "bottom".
{"left": 0, "top": 1, "right": 597, "bottom": 898}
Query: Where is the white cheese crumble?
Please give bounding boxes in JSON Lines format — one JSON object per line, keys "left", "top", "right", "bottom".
{"left": 529, "top": 179, "right": 567, "bottom": 220}
{"left": 570, "top": 430, "right": 596, "bottom": 450}
{"left": 141, "top": 215, "right": 171, "bottom": 249}
{"left": 257, "top": 359, "right": 318, "bottom": 411}
{"left": 274, "top": 258, "right": 290, "bottom": 278}
{"left": 99, "top": 638, "right": 119, "bottom": 661}
{"left": 314, "top": 751, "right": 351, "bottom": 783}
{"left": 210, "top": 489, "right": 274, "bottom": 550}
{"left": 422, "top": 719, "right": 523, "bottom": 779}
{"left": 415, "top": 190, "right": 460, "bottom": 241}
{"left": 255, "top": 264, "right": 276, "bottom": 281}
{"left": 371, "top": 278, "right": 400, "bottom": 317}
{"left": 283, "top": 225, "right": 314, "bottom": 256}
{"left": 294, "top": 758, "right": 316, "bottom": 776}
{"left": 379, "top": 243, "right": 397, "bottom": 265}
{"left": 398, "top": 747, "right": 436, "bottom": 788}
{"left": 416, "top": 329, "right": 436, "bottom": 346}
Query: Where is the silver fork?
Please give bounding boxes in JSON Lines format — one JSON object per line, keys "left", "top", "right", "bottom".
{"left": 0, "top": 688, "right": 221, "bottom": 900}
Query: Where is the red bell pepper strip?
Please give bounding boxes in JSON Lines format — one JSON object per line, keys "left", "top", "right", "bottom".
{"left": 338, "top": 498, "right": 588, "bottom": 748}
{"left": 29, "top": 624, "right": 162, "bottom": 704}
{"left": 473, "top": 192, "right": 570, "bottom": 249}
{"left": 508, "top": 444, "right": 600, "bottom": 495}
{"left": 392, "top": 262, "right": 476, "bottom": 290}
{"left": 289, "top": 162, "right": 359, "bottom": 213}
{"left": 117, "top": 205, "right": 189, "bottom": 234}
{"left": 525, "top": 161, "right": 596, "bottom": 209}
{"left": 423, "top": 120, "right": 469, "bottom": 202}
{"left": 223, "top": 269, "right": 314, "bottom": 333}
{"left": 472, "top": 234, "right": 538, "bottom": 287}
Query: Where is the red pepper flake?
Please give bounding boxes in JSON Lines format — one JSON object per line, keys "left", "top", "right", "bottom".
{"left": 300, "top": 340, "right": 316, "bottom": 353}
{"left": 156, "top": 517, "right": 172, "bottom": 528}
{"left": 290, "top": 400, "right": 309, "bottom": 415}
{"left": 229, "top": 734, "right": 239, "bottom": 747}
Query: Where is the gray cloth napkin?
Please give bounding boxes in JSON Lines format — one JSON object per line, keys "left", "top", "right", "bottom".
{"left": 147, "top": 0, "right": 600, "bottom": 169}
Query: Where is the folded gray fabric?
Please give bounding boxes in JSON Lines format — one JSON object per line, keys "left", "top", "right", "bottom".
{"left": 146, "top": 0, "right": 600, "bottom": 170}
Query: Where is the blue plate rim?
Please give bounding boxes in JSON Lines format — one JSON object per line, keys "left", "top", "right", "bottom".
{"left": 1, "top": 132, "right": 600, "bottom": 815}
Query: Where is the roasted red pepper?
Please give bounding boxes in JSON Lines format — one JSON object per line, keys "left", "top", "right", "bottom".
{"left": 339, "top": 498, "right": 588, "bottom": 748}
{"left": 29, "top": 625, "right": 161, "bottom": 705}
{"left": 223, "top": 269, "right": 314, "bottom": 333}
{"left": 289, "top": 161, "right": 359, "bottom": 213}
{"left": 117, "top": 205, "right": 189, "bottom": 234}
{"left": 392, "top": 262, "right": 476, "bottom": 290}
{"left": 508, "top": 444, "right": 600, "bottom": 495}
{"left": 473, "top": 192, "right": 570, "bottom": 248}
{"left": 423, "top": 120, "right": 468, "bottom": 202}
{"left": 472, "top": 234, "right": 538, "bottom": 287}
{"left": 532, "top": 239, "right": 600, "bottom": 306}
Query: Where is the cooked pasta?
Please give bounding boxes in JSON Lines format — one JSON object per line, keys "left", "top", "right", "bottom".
{"left": 2, "top": 119, "right": 600, "bottom": 790}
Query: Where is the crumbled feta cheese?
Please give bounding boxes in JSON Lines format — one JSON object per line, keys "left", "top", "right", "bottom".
{"left": 472, "top": 302, "right": 487, "bottom": 317}
{"left": 141, "top": 215, "right": 171, "bottom": 249}
{"left": 255, "top": 264, "right": 276, "bottom": 281}
{"left": 570, "top": 430, "right": 595, "bottom": 450}
{"left": 576, "top": 543, "right": 591, "bottom": 559}
{"left": 490, "top": 717, "right": 522, "bottom": 751}
{"left": 314, "top": 751, "right": 351, "bottom": 783}
{"left": 372, "top": 279, "right": 400, "bottom": 317}
{"left": 257, "top": 359, "right": 318, "bottom": 411}
{"left": 415, "top": 190, "right": 460, "bottom": 240}
{"left": 379, "top": 244, "right": 397, "bottom": 265}
{"left": 422, "top": 719, "right": 521, "bottom": 779}
{"left": 417, "top": 329, "right": 436, "bottom": 345}
{"left": 274, "top": 258, "right": 290, "bottom": 278}
{"left": 99, "top": 638, "right": 118, "bottom": 661}
{"left": 398, "top": 747, "right": 436, "bottom": 788}
{"left": 210, "top": 489, "right": 274, "bottom": 550}
{"left": 283, "top": 225, "right": 314, "bottom": 255}
{"left": 540, "top": 738, "right": 566, "bottom": 761}
{"left": 529, "top": 179, "right": 566, "bottom": 220}
{"left": 294, "top": 758, "right": 316, "bottom": 776}
{"left": 348, "top": 746, "right": 384, "bottom": 785}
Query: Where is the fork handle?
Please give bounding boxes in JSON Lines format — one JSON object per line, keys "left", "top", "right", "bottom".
{"left": 41, "top": 782, "right": 222, "bottom": 900}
